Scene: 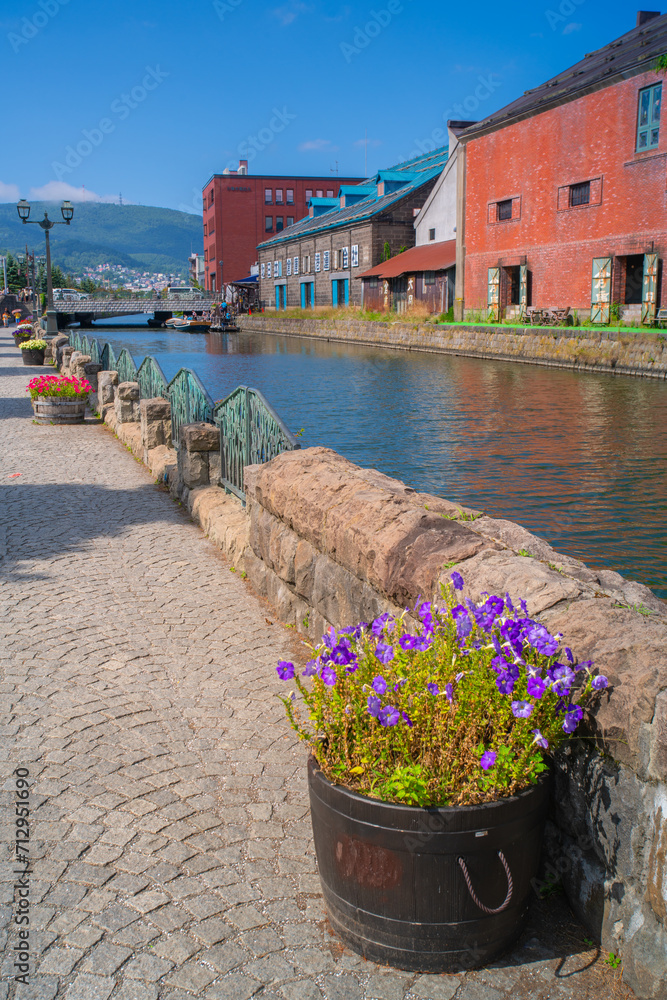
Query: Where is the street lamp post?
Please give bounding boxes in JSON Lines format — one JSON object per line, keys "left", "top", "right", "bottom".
{"left": 16, "top": 199, "right": 74, "bottom": 335}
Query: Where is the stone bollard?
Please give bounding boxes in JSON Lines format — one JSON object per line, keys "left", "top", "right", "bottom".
{"left": 177, "top": 422, "right": 221, "bottom": 493}
{"left": 70, "top": 353, "right": 91, "bottom": 381}
{"left": 51, "top": 336, "right": 69, "bottom": 367}
{"left": 97, "top": 370, "right": 118, "bottom": 416}
{"left": 59, "top": 345, "right": 75, "bottom": 372}
{"left": 83, "top": 363, "right": 103, "bottom": 391}
{"left": 114, "top": 381, "right": 141, "bottom": 423}
{"left": 140, "top": 397, "right": 172, "bottom": 453}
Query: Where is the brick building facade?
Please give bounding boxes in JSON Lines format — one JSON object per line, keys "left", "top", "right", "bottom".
{"left": 456, "top": 12, "right": 667, "bottom": 324}
{"left": 202, "top": 162, "right": 362, "bottom": 291}
{"left": 256, "top": 149, "right": 448, "bottom": 309}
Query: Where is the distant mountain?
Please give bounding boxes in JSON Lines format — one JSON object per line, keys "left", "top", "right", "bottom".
{"left": 0, "top": 202, "right": 203, "bottom": 277}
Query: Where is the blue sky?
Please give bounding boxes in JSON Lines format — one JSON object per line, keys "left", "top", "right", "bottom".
{"left": 0, "top": 0, "right": 649, "bottom": 214}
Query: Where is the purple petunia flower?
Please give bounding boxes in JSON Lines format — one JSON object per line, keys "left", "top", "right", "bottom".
{"left": 426, "top": 682, "right": 439, "bottom": 696}
{"left": 375, "top": 642, "right": 394, "bottom": 665}
{"left": 456, "top": 613, "right": 473, "bottom": 640}
{"left": 394, "top": 678, "right": 407, "bottom": 692}
{"left": 302, "top": 659, "right": 319, "bottom": 677}
{"left": 401, "top": 711, "right": 414, "bottom": 727}
{"left": 330, "top": 640, "right": 354, "bottom": 665}
{"left": 412, "top": 635, "right": 433, "bottom": 652}
{"left": 562, "top": 704, "right": 584, "bottom": 734}
{"left": 550, "top": 663, "right": 576, "bottom": 697}
{"left": 480, "top": 750, "right": 497, "bottom": 770}
{"left": 505, "top": 593, "right": 515, "bottom": 613}
{"left": 372, "top": 675, "right": 387, "bottom": 695}
{"left": 320, "top": 664, "right": 337, "bottom": 686}
{"left": 496, "top": 671, "right": 515, "bottom": 695}
{"left": 511, "top": 700, "right": 534, "bottom": 719}
{"left": 399, "top": 634, "right": 419, "bottom": 651}
{"left": 367, "top": 695, "right": 382, "bottom": 717}
{"left": 277, "top": 661, "right": 295, "bottom": 680}
{"left": 445, "top": 683, "right": 454, "bottom": 702}
{"left": 531, "top": 729, "right": 549, "bottom": 749}
{"left": 455, "top": 671, "right": 465, "bottom": 682}
{"left": 565, "top": 647, "right": 575, "bottom": 664}
{"left": 451, "top": 571, "right": 464, "bottom": 591}
{"left": 527, "top": 675, "right": 547, "bottom": 700}
{"left": 378, "top": 705, "right": 400, "bottom": 727}
{"left": 371, "top": 613, "right": 393, "bottom": 637}
{"left": 417, "top": 601, "right": 432, "bottom": 618}
{"left": 592, "top": 675, "right": 609, "bottom": 690}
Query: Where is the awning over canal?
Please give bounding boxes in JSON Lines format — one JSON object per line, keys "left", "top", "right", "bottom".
{"left": 359, "top": 239, "right": 456, "bottom": 279}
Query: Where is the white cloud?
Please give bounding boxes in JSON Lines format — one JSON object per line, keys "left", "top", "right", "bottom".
{"left": 271, "top": 1, "right": 312, "bottom": 25}
{"left": 354, "top": 138, "right": 382, "bottom": 149}
{"left": 563, "top": 21, "right": 582, "bottom": 33}
{"left": 27, "top": 182, "right": 122, "bottom": 203}
{"left": 299, "top": 139, "right": 339, "bottom": 152}
{"left": 0, "top": 180, "right": 20, "bottom": 202}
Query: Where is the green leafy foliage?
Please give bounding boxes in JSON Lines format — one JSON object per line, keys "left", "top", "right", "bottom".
{"left": 279, "top": 581, "right": 605, "bottom": 807}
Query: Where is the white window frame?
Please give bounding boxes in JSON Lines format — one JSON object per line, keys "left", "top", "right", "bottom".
{"left": 342, "top": 247, "right": 349, "bottom": 270}
{"left": 323, "top": 250, "right": 330, "bottom": 271}
{"left": 261, "top": 262, "right": 265, "bottom": 278}
{"left": 286, "top": 258, "right": 292, "bottom": 276}
{"left": 315, "top": 252, "right": 321, "bottom": 273}
{"left": 267, "top": 261, "right": 272, "bottom": 279}
{"left": 293, "top": 256, "right": 299, "bottom": 275}
{"left": 276, "top": 261, "right": 282, "bottom": 277}
{"left": 351, "top": 245, "right": 359, "bottom": 268}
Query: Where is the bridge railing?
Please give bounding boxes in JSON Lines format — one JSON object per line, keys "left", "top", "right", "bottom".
{"left": 67, "top": 332, "right": 296, "bottom": 497}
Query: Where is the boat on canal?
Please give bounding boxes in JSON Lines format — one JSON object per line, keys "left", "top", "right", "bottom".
{"left": 165, "top": 316, "right": 211, "bottom": 333}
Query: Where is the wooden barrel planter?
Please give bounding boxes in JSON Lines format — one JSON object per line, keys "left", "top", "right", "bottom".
{"left": 308, "top": 755, "right": 550, "bottom": 972}
{"left": 21, "top": 348, "right": 45, "bottom": 366}
{"left": 32, "top": 398, "right": 87, "bottom": 424}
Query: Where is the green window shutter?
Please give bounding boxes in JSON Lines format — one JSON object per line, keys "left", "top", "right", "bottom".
{"left": 591, "top": 257, "right": 612, "bottom": 324}
{"left": 519, "top": 264, "right": 528, "bottom": 320}
{"left": 487, "top": 267, "right": 500, "bottom": 321}
{"left": 642, "top": 253, "right": 658, "bottom": 325}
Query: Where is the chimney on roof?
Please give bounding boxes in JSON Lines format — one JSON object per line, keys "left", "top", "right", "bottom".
{"left": 636, "top": 10, "right": 660, "bottom": 25}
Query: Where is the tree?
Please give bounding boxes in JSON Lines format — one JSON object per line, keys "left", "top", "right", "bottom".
{"left": 382, "top": 241, "right": 391, "bottom": 262}
{"left": 50, "top": 265, "right": 66, "bottom": 289}
{"left": 6, "top": 253, "right": 27, "bottom": 294}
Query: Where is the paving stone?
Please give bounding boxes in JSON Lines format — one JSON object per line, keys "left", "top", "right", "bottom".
{"left": 13, "top": 976, "right": 60, "bottom": 1000}
{"left": 225, "top": 905, "right": 268, "bottom": 930}
{"left": 92, "top": 904, "right": 138, "bottom": 931}
{"left": 321, "top": 974, "right": 364, "bottom": 1000}
{"left": 201, "top": 973, "right": 261, "bottom": 999}
{"left": 292, "top": 946, "right": 333, "bottom": 974}
{"left": 245, "top": 953, "right": 297, "bottom": 984}
{"left": 240, "top": 925, "right": 284, "bottom": 957}
{"left": 63, "top": 925, "right": 105, "bottom": 950}
{"left": 112, "top": 985, "right": 159, "bottom": 1000}
{"left": 191, "top": 917, "right": 234, "bottom": 946}
{"left": 38, "top": 945, "right": 84, "bottom": 975}
{"left": 129, "top": 889, "right": 171, "bottom": 913}
{"left": 200, "top": 940, "right": 247, "bottom": 974}
{"left": 124, "top": 952, "right": 175, "bottom": 980}
{"left": 450, "top": 983, "right": 504, "bottom": 1000}
{"left": 148, "top": 903, "right": 191, "bottom": 932}
{"left": 64, "top": 974, "right": 116, "bottom": 1000}
{"left": 165, "top": 960, "right": 219, "bottom": 993}
{"left": 280, "top": 981, "right": 324, "bottom": 1000}
{"left": 80, "top": 941, "right": 132, "bottom": 974}
{"left": 409, "top": 974, "right": 461, "bottom": 1000}
{"left": 153, "top": 932, "right": 201, "bottom": 964}
{"left": 110, "top": 920, "right": 161, "bottom": 947}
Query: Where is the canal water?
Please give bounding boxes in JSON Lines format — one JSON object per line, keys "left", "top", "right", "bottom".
{"left": 81, "top": 320, "right": 667, "bottom": 599}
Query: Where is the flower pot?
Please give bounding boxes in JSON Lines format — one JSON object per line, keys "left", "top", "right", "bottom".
{"left": 307, "top": 755, "right": 550, "bottom": 972}
{"left": 22, "top": 348, "right": 45, "bottom": 366}
{"left": 13, "top": 335, "right": 30, "bottom": 347}
{"left": 31, "top": 397, "right": 88, "bottom": 424}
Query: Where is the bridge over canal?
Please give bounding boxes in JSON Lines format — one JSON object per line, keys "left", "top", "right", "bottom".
{"left": 52, "top": 295, "right": 222, "bottom": 328}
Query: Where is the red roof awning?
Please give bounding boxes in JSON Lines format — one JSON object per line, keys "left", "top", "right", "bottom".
{"left": 359, "top": 239, "right": 456, "bottom": 279}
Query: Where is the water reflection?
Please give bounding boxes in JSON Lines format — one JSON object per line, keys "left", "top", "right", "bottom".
{"left": 83, "top": 323, "right": 667, "bottom": 598}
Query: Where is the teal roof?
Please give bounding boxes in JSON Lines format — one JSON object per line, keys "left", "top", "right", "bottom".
{"left": 259, "top": 146, "right": 448, "bottom": 250}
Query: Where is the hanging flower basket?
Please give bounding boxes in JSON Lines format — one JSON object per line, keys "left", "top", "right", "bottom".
{"left": 276, "top": 573, "right": 608, "bottom": 971}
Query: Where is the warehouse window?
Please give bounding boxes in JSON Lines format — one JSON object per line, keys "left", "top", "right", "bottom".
{"left": 265, "top": 188, "right": 273, "bottom": 204}
{"left": 569, "top": 181, "right": 590, "bottom": 207}
{"left": 424, "top": 271, "right": 436, "bottom": 286}
{"left": 276, "top": 189, "right": 284, "bottom": 204}
{"left": 286, "top": 189, "right": 294, "bottom": 204}
{"left": 429, "top": 228, "right": 436, "bottom": 241}
{"left": 276, "top": 217, "right": 284, "bottom": 232}
{"left": 287, "top": 216, "right": 294, "bottom": 227}
{"left": 637, "top": 83, "right": 661, "bottom": 151}
{"left": 265, "top": 216, "right": 273, "bottom": 232}
{"left": 497, "top": 199, "right": 512, "bottom": 221}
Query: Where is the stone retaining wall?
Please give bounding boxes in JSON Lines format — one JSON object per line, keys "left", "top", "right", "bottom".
{"left": 53, "top": 338, "right": 667, "bottom": 997}
{"left": 239, "top": 315, "right": 667, "bottom": 379}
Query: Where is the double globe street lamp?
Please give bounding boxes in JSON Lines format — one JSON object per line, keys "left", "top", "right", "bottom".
{"left": 16, "top": 199, "right": 74, "bottom": 335}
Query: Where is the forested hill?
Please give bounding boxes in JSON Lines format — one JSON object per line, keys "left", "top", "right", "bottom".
{"left": 0, "top": 202, "right": 202, "bottom": 276}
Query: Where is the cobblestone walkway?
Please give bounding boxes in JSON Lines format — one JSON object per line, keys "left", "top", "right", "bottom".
{"left": 0, "top": 331, "right": 633, "bottom": 1000}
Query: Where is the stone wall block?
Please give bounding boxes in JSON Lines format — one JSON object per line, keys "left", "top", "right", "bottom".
{"left": 249, "top": 504, "right": 276, "bottom": 568}
{"left": 177, "top": 448, "right": 208, "bottom": 490}
{"left": 59, "top": 345, "right": 75, "bottom": 370}
{"left": 649, "top": 692, "right": 667, "bottom": 782}
{"left": 294, "top": 539, "right": 318, "bottom": 602}
{"left": 269, "top": 521, "right": 298, "bottom": 585}
{"left": 98, "top": 370, "right": 118, "bottom": 408}
{"left": 70, "top": 353, "right": 92, "bottom": 381}
{"left": 82, "top": 363, "right": 102, "bottom": 390}
{"left": 140, "top": 397, "right": 171, "bottom": 450}
{"left": 208, "top": 450, "right": 222, "bottom": 486}
{"left": 182, "top": 422, "right": 220, "bottom": 453}
{"left": 244, "top": 548, "right": 269, "bottom": 599}
{"left": 114, "top": 381, "right": 141, "bottom": 423}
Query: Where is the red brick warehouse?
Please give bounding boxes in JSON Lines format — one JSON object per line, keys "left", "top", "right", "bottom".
{"left": 455, "top": 11, "right": 667, "bottom": 325}
{"left": 202, "top": 162, "right": 364, "bottom": 290}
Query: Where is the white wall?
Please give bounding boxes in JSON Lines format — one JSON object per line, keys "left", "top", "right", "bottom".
{"left": 414, "top": 128, "right": 460, "bottom": 246}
